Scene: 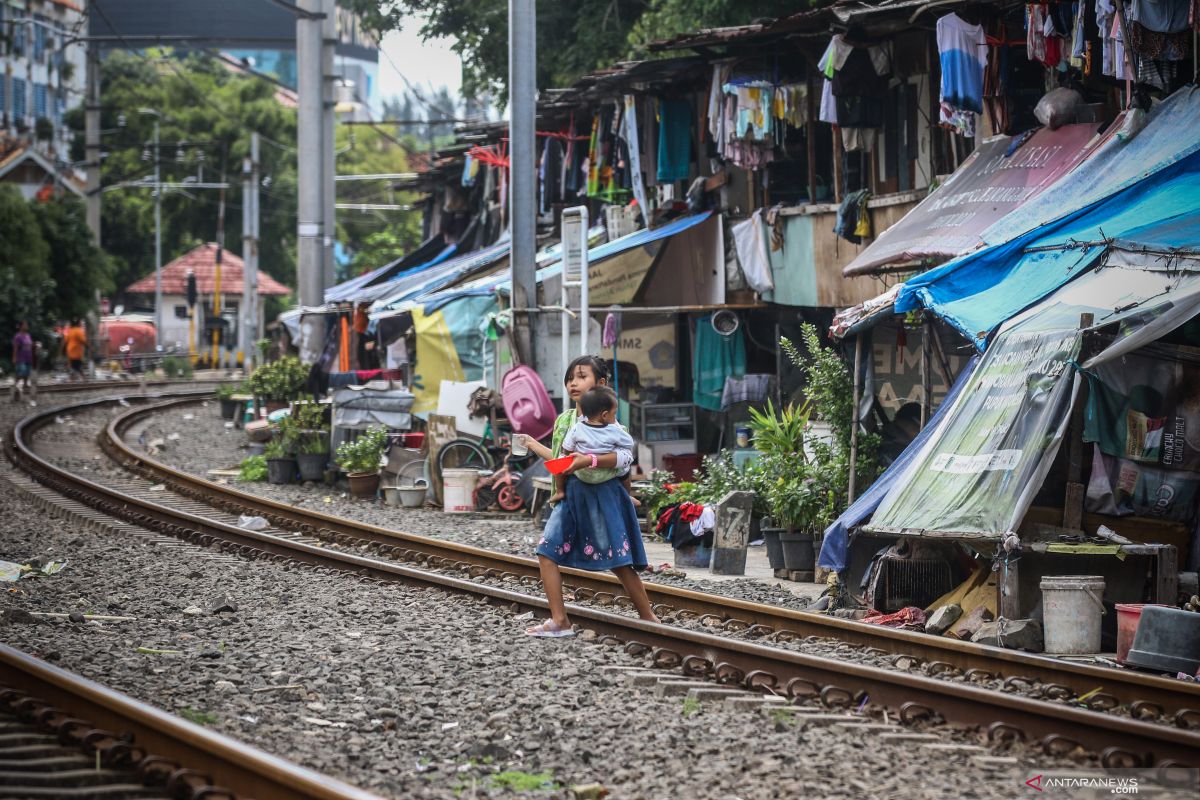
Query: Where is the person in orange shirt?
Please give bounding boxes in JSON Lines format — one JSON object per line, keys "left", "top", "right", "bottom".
{"left": 64, "top": 319, "right": 87, "bottom": 381}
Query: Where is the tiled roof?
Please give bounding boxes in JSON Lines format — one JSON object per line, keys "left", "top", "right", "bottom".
{"left": 124, "top": 243, "right": 291, "bottom": 297}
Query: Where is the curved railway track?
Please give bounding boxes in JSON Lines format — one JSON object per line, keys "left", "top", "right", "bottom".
{"left": 9, "top": 390, "right": 1200, "bottom": 770}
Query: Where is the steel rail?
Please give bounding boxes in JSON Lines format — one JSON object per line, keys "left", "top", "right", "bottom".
{"left": 0, "top": 644, "right": 383, "bottom": 800}
{"left": 10, "top": 393, "right": 1200, "bottom": 767}
{"left": 98, "top": 395, "right": 1200, "bottom": 728}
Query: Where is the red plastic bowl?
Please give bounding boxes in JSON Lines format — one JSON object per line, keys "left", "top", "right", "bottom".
{"left": 544, "top": 456, "right": 576, "bottom": 475}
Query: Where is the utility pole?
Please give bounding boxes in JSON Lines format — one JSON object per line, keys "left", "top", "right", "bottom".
{"left": 138, "top": 108, "right": 164, "bottom": 347}
{"left": 241, "top": 132, "right": 260, "bottom": 372}
{"left": 508, "top": 0, "right": 537, "bottom": 367}
{"left": 321, "top": 0, "right": 337, "bottom": 292}
{"left": 296, "top": 0, "right": 325, "bottom": 308}
{"left": 85, "top": 46, "right": 101, "bottom": 243}
{"left": 212, "top": 187, "right": 226, "bottom": 368}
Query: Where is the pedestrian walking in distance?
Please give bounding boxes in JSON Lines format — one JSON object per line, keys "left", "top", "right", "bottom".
{"left": 11, "top": 321, "right": 35, "bottom": 401}
{"left": 64, "top": 318, "right": 87, "bottom": 382}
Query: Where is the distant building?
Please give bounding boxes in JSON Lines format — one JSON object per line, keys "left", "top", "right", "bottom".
{"left": 0, "top": 1, "right": 86, "bottom": 155}
{"left": 124, "top": 243, "right": 291, "bottom": 352}
{"left": 0, "top": 0, "right": 87, "bottom": 195}
{"left": 225, "top": 6, "right": 380, "bottom": 121}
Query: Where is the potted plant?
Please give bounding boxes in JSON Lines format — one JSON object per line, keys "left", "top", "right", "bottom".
{"left": 296, "top": 434, "right": 329, "bottom": 482}
{"left": 264, "top": 437, "right": 297, "bottom": 485}
{"left": 336, "top": 426, "right": 387, "bottom": 499}
{"left": 248, "top": 356, "right": 309, "bottom": 412}
{"left": 215, "top": 384, "right": 239, "bottom": 420}
{"left": 291, "top": 402, "right": 330, "bottom": 481}
{"left": 748, "top": 400, "right": 817, "bottom": 574}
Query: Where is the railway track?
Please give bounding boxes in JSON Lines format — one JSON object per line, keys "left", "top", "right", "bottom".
{"left": 9, "top": 391, "right": 1200, "bottom": 769}
{"left": 0, "top": 643, "right": 382, "bottom": 799}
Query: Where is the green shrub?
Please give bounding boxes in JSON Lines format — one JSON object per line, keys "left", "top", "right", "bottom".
{"left": 247, "top": 356, "right": 308, "bottom": 403}
{"left": 335, "top": 427, "right": 387, "bottom": 474}
{"left": 237, "top": 455, "right": 267, "bottom": 481}
{"left": 162, "top": 355, "right": 193, "bottom": 379}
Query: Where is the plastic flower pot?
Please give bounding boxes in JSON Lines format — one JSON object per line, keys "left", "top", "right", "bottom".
{"left": 296, "top": 452, "right": 328, "bottom": 482}
{"left": 266, "top": 457, "right": 296, "bottom": 485}
{"left": 779, "top": 532, "right": 815, "bottom": 572}
{"left": 347, "top": 471, "right": 380, "bottom": 499}
{"left": 219, "top": 398, "right": 239, "bottom": 420}
{"left": 761, "top": 527, "right": 786, "bottom": 570}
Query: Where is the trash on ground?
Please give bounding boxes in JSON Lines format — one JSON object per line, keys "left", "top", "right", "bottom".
{"left": 0, "top": 559, "right": 67, "bottom": 582}
{"left": 238, "top": 515, "right": 269, "bottom": 531}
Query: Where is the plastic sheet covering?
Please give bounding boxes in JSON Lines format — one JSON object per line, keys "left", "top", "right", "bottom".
{"left": 900, "top": 150, "right": 1200, "bottom": 346}
{"left": 867, "top": 258, "right": 1200, "bottom": 539}
{"left": 332, "top": 385, "right": 415, "bottom": 432}
{"left": 841, "top": 124, "right": 1099, "bottom": 277}
{"left": 818, "top": 353, "right": 978, "bottom": 572}
{"left": 981, "top": 87, "right": 1200, "bottom": 247}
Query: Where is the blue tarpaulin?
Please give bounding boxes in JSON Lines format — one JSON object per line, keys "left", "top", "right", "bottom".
{"left": 324, "top": 233, "right": 452, "bottom": 304}
{"left": 897, "top": 87, "right": 1200, "bottom": 346}
{"left": 899, "top": 149, "right": 1200, "bottom": 347}
{"left": 817, "top": 354, "right": 978, "bottom": 573}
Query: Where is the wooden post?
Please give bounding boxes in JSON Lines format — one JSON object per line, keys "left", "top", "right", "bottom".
{"left": 999, "top": 556, "right": 1021, "bottom": 620}
{"left": 921, "top": 317, "right": 933, "bottom": 428}
{"left": 832, "top": 127, "right": 844, "bottom": 203}
{"left": 1062, "top": 313, "right": 1094, "bottom": 532}
{"left": 806, "top": 74, "right": 819, "bottom": 204}
{"left": 848, "top": 333, "right": 863, "bottom": 502}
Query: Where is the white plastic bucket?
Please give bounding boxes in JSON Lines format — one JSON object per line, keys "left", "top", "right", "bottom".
{"left": 1040, "top": 575, "right": 1106, "bottom": 654}
{"left": 442, "top": 469, "right": 480, "bottom": 513}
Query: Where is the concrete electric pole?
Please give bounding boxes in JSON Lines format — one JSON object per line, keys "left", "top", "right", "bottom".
{"left": 508, "top": 0, "right": 537, "bottom": 367}
{"left": 241, "top": 132, "right": 260, "bottom": 371}
{"left": 296, "top": 0, "right": 326, "bottom": 308}
{"left": 322, "top": 0, "right": 337, "bottom": 292}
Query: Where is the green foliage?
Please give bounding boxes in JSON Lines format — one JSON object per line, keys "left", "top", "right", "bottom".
{"left": 65, "top": 51, "right": 298, "bottom": 300}
{"left": 290, "top": 401, "right": 329, "bottom": 432}
{"left": 341, "top": 0, "right": 809, "bottom": 103}
{"left": 161, "top": 354, "right": 193, "bottom": 379}
{"left": 681, "top": 696, "right": 701, "bottom": 717}
{"left": 30, "top": 196, "right": 115, "bottom": 322}
{"left": 747, "top": 399, "right": 811, "bottom": 461}
{"left": 263, "top": 438, "right": 292, "bottom": 459}
{"left": 336, "top": 427, "right": 387, "bottom": 474}
{"left": 760, "top": 323, "right": 881, "bottom": 534}
{"left": 487, "top": 770, "right": 559, "bottom": 792}
{"left": 248, "top": 356, "right": 308, "bottom": 402}
{"left": 298, "top": 433, "right": 330, "bottom": 456}
{"left": 179, "top": 707, "right": 219, "bottom": 726}
{"left": 237, "top": 455, "right": 267, "bottom": 482}
{"left": 214, "top": 384, "right": 237, "bottom": 400}
{"left": 639, "top": 468, "right": 677, "bottom": 522}
{"left": 693, "top": 452, "right": 769, "bottom": 517}
{"left": 0, "top": 187, "right": 52, "bottom": 367}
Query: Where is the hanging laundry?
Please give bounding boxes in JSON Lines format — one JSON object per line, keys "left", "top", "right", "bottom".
{"left": 938, "top": 12, "right": 988, "bottom": 114}
{"left": 831, "top": 47, "right": 888, "bottom": 129}
{"left": 692, "top": 315, "right": 746, "bottom": 412}
{"left": 657, "top": 98, "right": 693, "bottom": 182}
{"left": 731, "top": 210, "right": 774, "bottom": 294}
{"left": 834, "top": 189, "right": 871, "bottom": 245}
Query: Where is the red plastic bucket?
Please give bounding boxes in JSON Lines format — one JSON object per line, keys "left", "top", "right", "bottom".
{"left": 1116, "top": 604, "right": 1170, "bottom": 664}
{"left": 401, "top": 432, "right": 425, "bottom": 450}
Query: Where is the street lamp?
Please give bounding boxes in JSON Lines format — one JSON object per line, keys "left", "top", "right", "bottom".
{"left": 138, "top": 108, "right": 162, "bottom": 347}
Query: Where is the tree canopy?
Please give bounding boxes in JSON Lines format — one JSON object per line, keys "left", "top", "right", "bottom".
{"left": 0, "top": 187, "right": 113, "bottom": 365}
{"left": 343, "top": 0, "right": 812, "bottom": 102}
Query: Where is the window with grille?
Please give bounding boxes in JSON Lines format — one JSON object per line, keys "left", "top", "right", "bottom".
{"left": 33, "top": 83, "right": 47, "bottom": 120}
{"left": 12, "top": 78, "right": 26, "bottom": 120}
{"left": 33, "top": 17, "right": 46, "bottom": 61}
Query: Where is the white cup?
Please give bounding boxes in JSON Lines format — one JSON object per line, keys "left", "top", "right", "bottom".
{"left": 511, "top": 434, "right": 528, "bottom": 457}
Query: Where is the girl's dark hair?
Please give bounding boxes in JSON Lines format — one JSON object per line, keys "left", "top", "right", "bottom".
{"left": 563, "top": 354, "right": 609, "bottom": 386}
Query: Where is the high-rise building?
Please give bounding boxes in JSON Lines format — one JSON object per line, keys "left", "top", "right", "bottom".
{"left": 0, "top": 0, "right": 88, "bottom": 197}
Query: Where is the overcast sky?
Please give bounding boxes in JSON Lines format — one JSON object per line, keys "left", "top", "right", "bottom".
{"left": 377, "top": 23, "right": 462, "bottom": 108}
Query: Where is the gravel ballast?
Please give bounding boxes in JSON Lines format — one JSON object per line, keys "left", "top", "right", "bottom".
{"left": 0, "top": 391, "right": 1094, "bottom": 799}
